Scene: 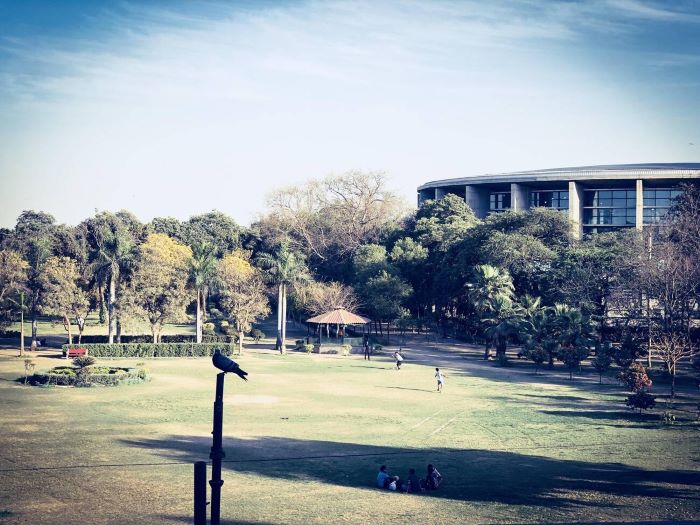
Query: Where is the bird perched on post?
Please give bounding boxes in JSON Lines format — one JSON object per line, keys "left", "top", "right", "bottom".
{"left": 212, "top": 349, "right": 248, "bottom": 381}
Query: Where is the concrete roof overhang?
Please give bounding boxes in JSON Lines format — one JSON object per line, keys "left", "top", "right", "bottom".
{"left": 417, "top": 163, "right": 700, "bottom": 191}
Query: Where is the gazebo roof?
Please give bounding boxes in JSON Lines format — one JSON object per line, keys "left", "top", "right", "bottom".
{"left": 306, "top": 308, "right": 371, "bottom": 325}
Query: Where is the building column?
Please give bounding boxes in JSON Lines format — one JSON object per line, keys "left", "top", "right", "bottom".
{"left": 635, "top": 179, "right": 644, "bottom": 231}
{"left": 510, "top": 183, "right": 529, "bottom": 212}
{"left": 465, "top": 184, "right": 489, "bottom": 219}
{"left": 568, "top": 181, "right": 584, "bottom": 240}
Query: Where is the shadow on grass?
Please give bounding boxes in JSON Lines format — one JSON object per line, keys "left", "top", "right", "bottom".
{"left": 121, "top": 435, "right": 700, "bottom": 509}
{"left": 540, "top": 409, "right": 663, "bottom": 429}
{"left": 380, "top": 386, "right": 435, "bottom": 393}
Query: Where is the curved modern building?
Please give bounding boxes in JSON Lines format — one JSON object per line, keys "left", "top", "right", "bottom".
{"left": 417, "top": 163, "right": 700, "bottom": 238}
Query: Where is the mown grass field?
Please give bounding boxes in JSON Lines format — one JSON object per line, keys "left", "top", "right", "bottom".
{"left": 0, "top": 338, "right": 698, "bottom": 525}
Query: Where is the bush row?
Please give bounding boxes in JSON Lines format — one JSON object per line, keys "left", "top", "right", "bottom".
{"left": 61, "top": 343, "right": 234, "bottom": 358}
{"left": 70, "top": 334, "right": 238, "bottom": 344}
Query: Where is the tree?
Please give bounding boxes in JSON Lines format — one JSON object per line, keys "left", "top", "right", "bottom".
{"left": 361, "top": 271, "right": 412, "bottom": 338}
{"left": 468, "top": 265, "right": 515, "bottom": 359}
{"left": 301, "top": 281, "right": 361, "bottom": 316}
{"left": 189, "top": 241, "right": 218, "bottom": 343}
{"left": 120, "top": 234, "right": 192, "bottom": 343}
{"left": 39, "top": 257, "right": 89, "bottom": 344}
{"left": 592, "top": 342, "right": 613, "bottom": 384}
{"left": 619, "top": 362, "right": 655, "bottom": 414}
{"left": 83, "top": 212, "right": 138, "bottom": 343}
{"left": 0, "top": 250, "right": 28, "bottom": 330}
{"left": 482, "top": 295, "right": 525, "bottom": 364}
{"left": 650, "top": 331, "right": 695, "bottom": 400}
{"left": 181, "top": 211, "right": 242, "bottom": 257}
{"left": 10, "top": 211, "right": 56, "bottom": 350}
{"left": 217, "top": 252, "right": 270, "bottom": 355}
{"left": 262, "top": 171, "right": 407, "bottom": 277}
{"left": 257, "top": 242, "right": 310, "bottom": 353}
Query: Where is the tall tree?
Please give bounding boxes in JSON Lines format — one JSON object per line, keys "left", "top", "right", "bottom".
{"left": 0, "top": 250, "right": 29, "bottom": 337}
{"left": 468, "top": 264, "right": 515, "bottom": 359}
{"left": 38, "top": 257, "right": 89, "bottom": 344}
{"left": 189, "top": 241, "right": 218, "bottom": 343}
{"left": 257, "top": 242, "right": 310, "bottom": 353}
{"left": 262, "top": 171, "right": 407, "bottom": 277}
{"left": 10, "top": 211, "right": 56, "bottom": 350}
{"left": 217, "top": 252, "right": 270, "bottom": 354}
{"left": 120, "top": 233, "right": 192, "bottom": 343}
{"left": 83, "top": 212, "right": 138, "bottom": 343}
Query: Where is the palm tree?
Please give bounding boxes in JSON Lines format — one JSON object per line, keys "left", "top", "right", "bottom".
{"left": 468, "top": 265, "right": 515, "bottom": 359}
{"left": 257, "top": 242, "right": 310, "bottom": 354}
{"left": 86, "top": 216, "right": 134, "bottom": 344}
{"left": 482, "top": 295, "right": 525, "bottom": 363}
{"left": 189, "top": 242, "right": 218, "bottom": 343}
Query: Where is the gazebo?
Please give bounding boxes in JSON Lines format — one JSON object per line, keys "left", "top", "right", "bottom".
{"left": 306, "top": 308, "right": 371, "bottom": 343}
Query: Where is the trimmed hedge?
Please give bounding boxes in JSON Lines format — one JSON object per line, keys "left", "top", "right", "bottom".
{"left": 61, "top": 343, "right": 234, "bottom": 358}
{"left": 30, "top": 366, "right": 149, "bottom": 387}
{"left": 70, "top": 334, "right": 236, "bottom": 344}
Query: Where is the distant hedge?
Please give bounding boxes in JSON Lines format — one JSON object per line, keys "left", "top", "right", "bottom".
{"left": 61, "top": 343, "right": 234, "bottom": 358}
{"left": 29, "top": 366, "right": 149, "bottom": 387}
{"left": 70, "top": 334, "right": 235, "bottom": 344}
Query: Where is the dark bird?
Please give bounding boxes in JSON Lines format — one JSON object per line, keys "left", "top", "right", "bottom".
{"left": 212, "top": 349, "right": 248, "bottom": 381}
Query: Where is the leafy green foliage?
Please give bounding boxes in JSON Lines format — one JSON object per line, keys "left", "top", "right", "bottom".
{"left": 62, "top": 343, "right": 234, "bottom": 358}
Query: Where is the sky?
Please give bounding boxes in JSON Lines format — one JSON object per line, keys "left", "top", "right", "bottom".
{"left": 1, "top": 0, "right": 699, "bottom": 228}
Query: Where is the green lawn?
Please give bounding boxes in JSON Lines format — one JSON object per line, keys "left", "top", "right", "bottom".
{"left": 0, "top": 339, "right": 698, "bottom": 525}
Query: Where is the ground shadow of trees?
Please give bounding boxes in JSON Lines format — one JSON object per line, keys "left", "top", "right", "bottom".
{"left": 122, "top": 434, "right": 700, "bottom": 510}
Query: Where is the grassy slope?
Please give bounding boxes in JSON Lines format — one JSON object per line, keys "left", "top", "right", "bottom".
{"left": 0, "top": 342, "right": 698, "bottom": 525}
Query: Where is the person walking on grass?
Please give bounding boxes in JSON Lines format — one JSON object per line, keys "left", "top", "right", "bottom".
{"left": 364, "top": 336, "right": 371, "bottom": 361}
{"left": 394, "top": 350, "right": 404, "bottom": 370}
{"left": 435, "top": 367, "right": 444, "bottom": 392}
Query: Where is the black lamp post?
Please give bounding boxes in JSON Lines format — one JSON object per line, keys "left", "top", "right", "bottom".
{"left": 195, "top": 349, "right": 248, "bottom": 525}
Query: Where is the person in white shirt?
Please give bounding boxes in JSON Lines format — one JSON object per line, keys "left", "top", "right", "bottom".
{"left": 394, "top": 351, "right": 404, "bottom": 370}
{"left": 435, "top": 368, "right": 444, "bottom": 392}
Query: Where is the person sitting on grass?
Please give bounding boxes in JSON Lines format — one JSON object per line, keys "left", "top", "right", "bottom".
{"left": 406, "top": 468, "right": 424, "bottom": 493}
{"left": 377, "top": 465, "right": 403, "bottom": 491}
{"left": 425, "top": 464, "right": 443, "bottom": 490}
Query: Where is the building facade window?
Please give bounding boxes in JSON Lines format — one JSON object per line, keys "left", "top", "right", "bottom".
{"left": 582, "top": 189, "right": 636, "bottom": 228}
{"left": 530, "top": 190, "right": 569, "bottom": 210}
{"left": 642, "top": 188, "right": 682, "bottom": 224}
{"left": 489, "top": 192, "right": 511, "bottom": 213}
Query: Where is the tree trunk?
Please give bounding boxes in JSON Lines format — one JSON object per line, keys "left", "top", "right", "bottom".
{"left": 280, "top": 283, "right": 287, "bottom": 354}
{"left": 276, "top": 284, "right": 283, "bottom": 351}
{"left": 64, "top": 314, "right": 72, "bottom": 345}
{"left": 196, "top": 289, "right": 203, "bottom": 344}
{"left": 97, "top": 283, "right": 105, "bottom": 324}
{"left": 238, "top": 322, "right": 244, "bottom": 356}
{"left": 30, "top": 315, "right": 38, "bottom": 351}
{"left": 151, "top": 324, "right": 158, "bottom": 344}
{"left": 108, "top": 274, "right": 116, "bottom": 344}
{"left": 19, "top": 292, "right": 25, "bottom": 356}
{"left": 116, "top": 319, "right": 122, "bottom": 343}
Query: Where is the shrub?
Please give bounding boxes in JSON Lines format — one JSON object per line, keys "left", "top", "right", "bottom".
{"left": 304, "top": 344, "right": 314, "bottom": 354}
{"left": 61, "top": 343, "right": 234, "bottom": 358}
{"left": 373, "top": 344, "right": 383, "bottom": 354}
{"left": 341, "top": 344, "right": 352, "bottom": 357}
{"left": 522, "top": 347, "right": 547, "bottom": 374}
{"left": 250, "top": 329, "right": 265, "bottom": 342}
{"left": 626, "top": 392, "right": 656, "bottom": 413}
{"left": 558, "top": 345, "right": 590, "bottom": 380}
{"left": 613, "top": 335, "right": 643, "bottom": 368}
{"left": 618, "top": 362, "right": 652, "bottom": 392}
{"left": 73, "top": 356, "right": 96, "bottom": 368}
{"left": 202, "top": 322, "right": 216, "bottom": 335}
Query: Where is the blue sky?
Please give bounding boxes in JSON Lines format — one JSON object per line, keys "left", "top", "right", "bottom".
{"left": 1, "top": 0, "right": 698, "bottom": 228}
